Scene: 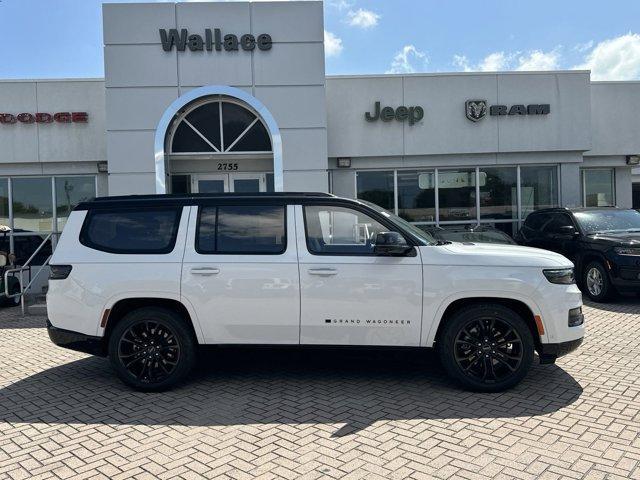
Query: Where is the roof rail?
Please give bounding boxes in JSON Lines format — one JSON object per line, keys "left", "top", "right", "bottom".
{"left": 92, "top": 192, "right": 334, "bottom": 202}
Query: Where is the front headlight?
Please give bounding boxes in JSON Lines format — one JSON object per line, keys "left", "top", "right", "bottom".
{"left": 614, "top": 247, "right": 640, "bottom": 256}
{"left": 543, "top": 268, "right": 575, "bottom": 284}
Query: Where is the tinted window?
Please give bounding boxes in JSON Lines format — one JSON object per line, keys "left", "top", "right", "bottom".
{"left": 304, "top": 205, "right": 391, "bottom": 255}
{"left": 197, "top": 205, "right": 286, "bottom": 254}
{"left": 524, "top": 213, "right": 550, "bottom": 231}
{"left": 81, "top": 208, "right": 182, "bottom": 254}
{"left": 543, "top": 213, "right": 573, "bottom": 233}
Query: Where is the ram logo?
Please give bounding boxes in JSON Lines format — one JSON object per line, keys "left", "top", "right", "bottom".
{"left": 465, "top": 100, "right": 487, "bottom": 122}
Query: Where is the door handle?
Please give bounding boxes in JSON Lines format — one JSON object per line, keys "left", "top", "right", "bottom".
{"left": 308, "top": 268, "right": 338, "bottom": 276}
{"left": 190, "top": 267, "right": 220, "bottom": 276}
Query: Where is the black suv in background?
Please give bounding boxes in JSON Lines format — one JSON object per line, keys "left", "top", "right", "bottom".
{"left": 515, "top": 207, "right": 640, "bottom": 301}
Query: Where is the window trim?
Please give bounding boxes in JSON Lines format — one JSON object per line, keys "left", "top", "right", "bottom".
{"left": 79, "top": 206, "right": 183, "bottom": 255}
{"left": 195, "top": 204, "right": 288, "bottom": 256}
{"left": 302, "top": 203, "right": 412, "bottom": 257}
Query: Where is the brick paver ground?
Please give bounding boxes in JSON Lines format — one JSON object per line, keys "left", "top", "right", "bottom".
{"left": 0, "top": 299, "right": 639, "bottom": 479}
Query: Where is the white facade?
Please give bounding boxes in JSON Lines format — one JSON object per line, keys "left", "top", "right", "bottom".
{"left": 0, "top": 0, "right": 639, "bottom": 250}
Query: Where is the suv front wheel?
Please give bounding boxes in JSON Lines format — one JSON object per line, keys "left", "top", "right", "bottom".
{"left": 582, "top": 261, "right": 613, "bottom": 302}
{"left": 108, "top": 307, "right": 196, "bottom": 391}
{"left": 437, "top": 304, "right": 534, "bottom": 392}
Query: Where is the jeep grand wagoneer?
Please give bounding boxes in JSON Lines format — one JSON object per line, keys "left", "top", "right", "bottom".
{"left": 47, "top": 193, "right": 584, "bottom": 392}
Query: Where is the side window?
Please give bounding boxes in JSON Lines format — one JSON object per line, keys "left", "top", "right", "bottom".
{"left": 523, "top": 212, "right": 549, "bottom": 231}
{"left": 81, "top": 207, "right": 182, "bottom": 254}
{"left": 197, "top": 205, "right": 286, "bottom": 254}
{"left": 543, "top": 213, "right": 573, "bottom": 234}
{"left": 304, "top": 205, "right": 391, "bottom": 255}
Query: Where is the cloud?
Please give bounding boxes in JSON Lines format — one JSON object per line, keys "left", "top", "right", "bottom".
{"left": 454, "top": 52, "right": 511, "bottom": 72}
{"left": 386, "top": 45, "right": 427, "bottom": 74}
{"left": 327, "top": 0, "right": 352, "bottom": 10}
{"left": 324, "top": 30, "right": 343, "bottom": 57}
{"left": 453, "top": 48, "right": 560, "bottom": 72}
{"left": 574, "top": 33, "right": 640, "bottom": 80}
{"left": 515, "top": 49, "right": 561, "bottom": 71}
{"left": 574, "top": 40, "right": 594, "bottom": 53}
{"left": 346, "top": 8, "right": 380, "bottom": 29}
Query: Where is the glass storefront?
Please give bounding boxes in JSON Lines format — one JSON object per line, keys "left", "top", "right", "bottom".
{"left": 521, "top": 165, "right": 559, "bottom": 215}
{"left": 582, "top": 168, "right": 615, "bottom": 207}
{"left": 438, "top": 168, "right": 477, "bottom": 222}
{"left": 0, "top": 176, "right": 96, "bottom": 265}
{"left": 355, "top": 165, "right": 559, "bottom": 236}
{"left": 356, "top": 170, "right": 395, "bottom": 211}
{"left": 397, "top": 170, "right": 435, "bottom": 222}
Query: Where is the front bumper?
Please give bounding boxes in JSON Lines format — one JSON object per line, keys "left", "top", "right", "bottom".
{"left": 606, "top": 254, "right": 640, "bottom": 292}
{"left": 537, "top": 337, "right": 584, "bottom": 364}
{"left": 47, "top": 320, "right": 106, "bottom": 356}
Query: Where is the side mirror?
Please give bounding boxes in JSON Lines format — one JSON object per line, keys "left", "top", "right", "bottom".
{"left": 373, "top": 232, "right": 414, "bottom": 256}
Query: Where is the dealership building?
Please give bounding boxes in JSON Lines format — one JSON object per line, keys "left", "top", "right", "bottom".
{"left": 1, "top": 0, "right": 640, "bottom": 252}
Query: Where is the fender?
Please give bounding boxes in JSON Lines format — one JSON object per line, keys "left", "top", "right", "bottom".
{"left": 422, "top": 290, "right": 546, "bottom": 347}
{"left": 98, "top": 291, "right": 206, "bottom": 344}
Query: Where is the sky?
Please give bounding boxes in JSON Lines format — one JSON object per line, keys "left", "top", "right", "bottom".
{"left": 1, "top": 0, "right": 640, "bottom": 80}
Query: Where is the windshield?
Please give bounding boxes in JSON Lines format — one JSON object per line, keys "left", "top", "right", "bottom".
{"left": 573, "top": 209, "right": 640, "bottom": 234}
{"left": 358, "top": 200, "right": 436, "bottom": 245}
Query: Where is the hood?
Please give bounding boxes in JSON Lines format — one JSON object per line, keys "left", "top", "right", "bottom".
{"left": 421, "top": 242, "right": 573, "bottom": 268}
{"left": 587, "top": 231, "right": 640, "bottom": 246}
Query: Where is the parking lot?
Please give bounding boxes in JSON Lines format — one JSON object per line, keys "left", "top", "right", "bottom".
{"left": 0, "top": 300, "right": 639, "bottom": 480}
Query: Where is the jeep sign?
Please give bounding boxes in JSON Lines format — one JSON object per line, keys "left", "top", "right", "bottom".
{"left": 365, "top": 101, "right": 424, "bottom": 126}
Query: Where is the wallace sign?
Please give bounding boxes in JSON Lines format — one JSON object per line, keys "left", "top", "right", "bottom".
{"left": 160, "top": 28, "right": 272, "bottom": 52}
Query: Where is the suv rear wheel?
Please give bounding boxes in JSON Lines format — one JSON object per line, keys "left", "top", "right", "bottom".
{"left": 437, "top": 304, "right": 534, "bottom": 392}
{"left": 108, "top": 307, "right": 196, "bottom": 391}
{"left": 583, "top": 261, "right": 613, "bottom": 302}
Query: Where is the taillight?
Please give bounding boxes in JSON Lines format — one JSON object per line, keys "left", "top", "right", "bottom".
{"left": 50, "top": 265, "right": 72, "bottom": 280}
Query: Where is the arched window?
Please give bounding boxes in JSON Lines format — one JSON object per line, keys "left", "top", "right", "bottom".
{"left": 168, "top": 96, "right": 272, "bottom": 154}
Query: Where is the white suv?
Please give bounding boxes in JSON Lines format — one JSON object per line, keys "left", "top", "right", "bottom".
{"left": 47, "top": 193, "right": 585, "bottom": 392}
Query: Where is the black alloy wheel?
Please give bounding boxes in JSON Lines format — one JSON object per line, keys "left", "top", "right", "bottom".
{"left": 108, "top": 307, "right": 196, "bottom": 391}
{"left": 118, "top": 320, "right": 180, "bottom": 383}
{"left": 438, "top": 304, "right": 534, "bottom": 392}
{"left": 453, "top": 317, "right": 523, "bottom": 383}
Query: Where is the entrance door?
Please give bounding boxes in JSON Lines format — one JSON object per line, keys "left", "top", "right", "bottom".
{"left": 230, "top": 173, "right": 266, "bottom": 193}
{"left": 192, "top": 174, "right": 228, "bottom": 193}
{"left": 191, "top": 173, "right": 266, "bottom": 193}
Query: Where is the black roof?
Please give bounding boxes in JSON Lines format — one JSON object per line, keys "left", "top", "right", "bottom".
{"left": 74, "top": 192, "right": 341, "bottom": 210}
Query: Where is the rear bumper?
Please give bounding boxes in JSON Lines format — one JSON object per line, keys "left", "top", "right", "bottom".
{"left": 47, "top": 320, "right": 106, "bottom": 357}
{"left": 537, "top": 337, "right": 583, "bottom": 364}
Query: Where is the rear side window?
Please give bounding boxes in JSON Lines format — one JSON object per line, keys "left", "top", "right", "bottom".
{"left": 80, "top": 207, "right": 182, "bottom": 254}
{"left": 197, "top": 205, "right": 286, "bottom": 254}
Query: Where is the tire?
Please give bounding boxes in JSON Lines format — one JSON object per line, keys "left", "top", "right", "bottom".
{"left": 582, "top": 261, "right": 613, "bottom": 302}
{"left": 108, "top": 307, "right": 196, "bottom": 392}
{"left": 437, "top": 304, "right": 535, "bottom": 392}
{"left": 1, "top": 284, "right": 20, "bottom": 308}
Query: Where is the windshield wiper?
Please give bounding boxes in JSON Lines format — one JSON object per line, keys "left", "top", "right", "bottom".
{"left": 435, "top": 240, "right": 452, "bottom": 246}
